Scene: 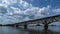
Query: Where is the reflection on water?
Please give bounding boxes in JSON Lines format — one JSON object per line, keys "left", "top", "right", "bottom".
{"left": 0, "top": 26, "right": 60, "bottom": 34}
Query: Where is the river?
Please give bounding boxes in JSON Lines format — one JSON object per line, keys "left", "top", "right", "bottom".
{"left": 0, "top": 25, "right": 60, "bottom": 34}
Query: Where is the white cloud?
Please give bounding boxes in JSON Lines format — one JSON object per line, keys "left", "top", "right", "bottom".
{"left": 0, "top": 0, "right": 60, "bottom": 24}
{"left": 52, "top": 8, "right": 60, "bottom": 14}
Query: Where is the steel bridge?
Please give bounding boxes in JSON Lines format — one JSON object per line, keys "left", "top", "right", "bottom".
{"left": 13, "top": 15, "right": 60, "bottom": 29}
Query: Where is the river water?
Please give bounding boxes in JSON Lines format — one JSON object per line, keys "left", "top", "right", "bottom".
{"left": 0, "top": 25, "right": 60, "bottom": 34}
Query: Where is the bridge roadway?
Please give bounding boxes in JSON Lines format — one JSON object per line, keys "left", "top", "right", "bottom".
{"left": 13, "top": 15, "right": 60, "bottom": 29}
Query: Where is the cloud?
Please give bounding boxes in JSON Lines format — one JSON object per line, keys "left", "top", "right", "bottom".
{"left": 52, "top": 8, "right": 60, "bottom": 14}
{"left": 0, "top": 0, "right": 60, "bottom": 24}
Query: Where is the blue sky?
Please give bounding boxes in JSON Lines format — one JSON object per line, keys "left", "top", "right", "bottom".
{"left": 0, "top": 0, "right": 60, "bottom": 24}
{"left": 24, "top": 0, "right": 60, "bottom": 8}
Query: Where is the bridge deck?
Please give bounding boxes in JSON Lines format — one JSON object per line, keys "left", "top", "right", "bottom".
{"left": 15, "top": 15, "right": 60, "bottom": 25}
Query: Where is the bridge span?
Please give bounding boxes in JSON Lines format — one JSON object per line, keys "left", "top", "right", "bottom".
{"left": 10, "top": 15, "right": 60, "bottom": 29}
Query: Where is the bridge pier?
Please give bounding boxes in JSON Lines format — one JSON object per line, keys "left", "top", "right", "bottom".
{"left": 24, "top": 23, "right": 27, "bottom": 29}
{"left": 16, "top": 25, "right": 19, "bottom": 27}
{"left": 44, "top": 24, "right": 48, "bottom": 29}
{"left": 24, "top": 24, "right": 27, "bottom": 29}
{"left": 14, "top": 25, "right": 19, "bottom": 27}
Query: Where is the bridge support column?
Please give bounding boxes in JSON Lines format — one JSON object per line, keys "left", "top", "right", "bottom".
{"left": 24, "top": 24, "right": 27, "bottom": 29}
{"left": 14, "top": 25, "right": 19, "bottom": 27}
{"left": 44, "top": 23, "right": 48, "bottom": 29}
{"left": 16, "top": 25, "right": 19, "bottom": 27}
